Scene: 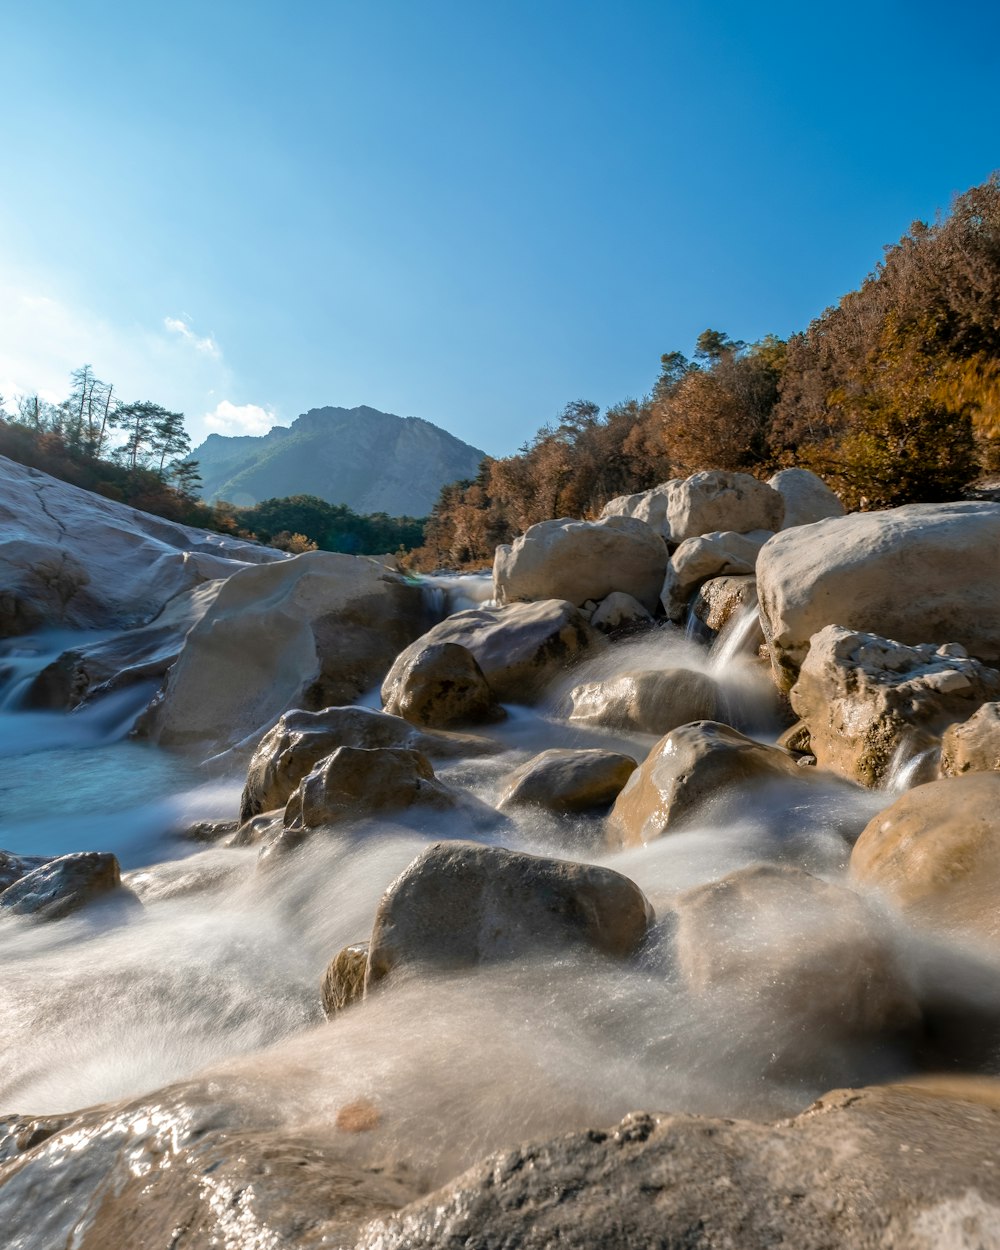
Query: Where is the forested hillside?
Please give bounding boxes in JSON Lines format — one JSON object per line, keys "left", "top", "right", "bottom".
{"left": 412, "top": 175, "right": 1000, "bottom": 569}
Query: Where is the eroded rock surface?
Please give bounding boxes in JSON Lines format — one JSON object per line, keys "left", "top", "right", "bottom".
{"left": 941, "top": 701, "right": 1000, "bottom": 776}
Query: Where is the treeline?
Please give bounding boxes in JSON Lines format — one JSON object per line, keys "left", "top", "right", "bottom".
{"left": 412, "top": 174, "right": 1000, "bottom": 569}
{"left": 0, "top": 376, "right": 425, "bottom": 555}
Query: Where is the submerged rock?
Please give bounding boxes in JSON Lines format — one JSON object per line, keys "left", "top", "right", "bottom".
{"left": 569, "top": 668, "right": 719, "bottom": 736}
{"left": 757, "top": 500, "right": 1000, "bottom": 690}
{"left": 494, "top": 516, "right": 668, "bottom": 613}
{"left": 791, "top": 625, "right": 1000, "bottom": 787}
{"left": 380, "top": 640, "right": 505, "bottom": 728}
{"left": 366, "top": 842, "right": 654, "bottom": 986}
{"left": 851, "top": 772, "right": 1000, "bottom": 944}
{"left": 0, "top": 851, "right": 133, "bottom": 922}
{"left": 498, "top": 748, "right": 637, "bottom": 814}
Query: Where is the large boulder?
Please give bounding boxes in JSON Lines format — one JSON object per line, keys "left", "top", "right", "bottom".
{"left": 0, "top": 454, "right": 280, "bottom": 637}
{"left": 360, "top": 1082, "right": 1000, "bottom": 1250}
{"left": 380, "top": 641, "right": 504, "bottom": 728}
{"left": 768, "top": 467, "right": 845, "bottom": 529}
{"left": 851, "top": 773, "right": 1000, "bottom": 944}
{"left": 941, "top": 702, "right": 1000, "bottom": 777}
{"left": 672, "top": 864, "right": 919, "bottom": 1071}
{"left": 791, "top": 626, "right": 1000, "bottom": 787}
{"left": 757, "top": 501, "right": 1000, "bottom": 690}
{"left": 0, "top": 851, "right": 132, "bottom": 922}
{"left": 493, "top": 516, "right": 668, "bottom": 613}
{"left": 498, "top": 748, "right": 637, "bottom": 814}
{"left": 660, "top": 529, "right": 772, "bottom": 622}
{"left": 569, "top": 668, "right": 719, "bottom": 736}
{"left": 665, "top": 471, "right": 784, "bottom": 544}
{"left": 606, "top": 721, "right": 802, "bottom": 847}
{"left": 599, "top": 481, "right": 680, "bottom": 540}
{"left": 365, "top": 842, "right": 654, "bottom": 985}
{"left": 141, "top": 552, "right": 429, "bottom": 753}
{"left": 398, "top": 600, "right": 602, "bottom": 703}
{"left": 240, "top": 706, "right": 495, "bottom": 823}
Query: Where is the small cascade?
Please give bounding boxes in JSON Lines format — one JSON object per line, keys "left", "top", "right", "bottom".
{"left": 883, "top": 740, "right": 939, "bottom": 793}
{"left": 416, "top": 571, "right": 495, "bottom": 621}
{"left": 709, "top": 594, "right": 764, "bottom": 673}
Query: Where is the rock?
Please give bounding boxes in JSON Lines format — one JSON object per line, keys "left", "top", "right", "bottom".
{"left": 790, "top": 625, "right": 1000, "bottom": 787}
{"left": 498, "top": 749, "right": 637, "bottom": 814}
{"left": 606, "top": 721, "right": 802, "bottom": 847}
{"left": 123, "top": 850, "right": 243, "bottom": 903}
{"left": 941, "top": 702, "right": 1000, "bottom": 776}
{"left": 240, "top": 706, "right": 495, "bottom": 823}
{"left": 588, "top": 592, "right": 653, "bottom": 635}
{"left": 672, "top": 864, "right": 919, "bottom": 1067}
{"left": 494, "top": 516, "right": 668, "bottom": 613}
{"left": 359, "top": 1082, "right": 1000, "bottom": 1250}
{"left": 141, "top": 552, "right": 429, "bottom": 754}
{"left": 757, "top": 501, "right": 1000, "bottom": 690}
{"left": 321, "top": 942, "right": 369, "bottom": 1017}
{"left": 660, "top": 529, "right": 772, "bottom": 622}
{"left": 768, "top": 467, "right": 846, "bottom": 529}
{"left": 0, "top": 850, "right": 49, "bottom": 893}
{"left": 381, "top": 641, "right": 504, "bottom": 728}
{"left": 283, "top": 746, "right": 460, "bottom": 830}
{"left": 569, "top": 668, "right": 719, "bottom": 736}
{"left": 599, "top": 481, "right": 680, "bottom": 540}
{"left": 366, "top": 842, "right": 654, "bottom": 985}
{"left": 0, "top": 454, "right": 281, "bottom": 637}
{"left": 851, "top": 773, "right": 1000, "bottom": 943}
{"left": 665, "top": 470, "right": 784, "bottom": 544}
{"left": 0, "top": 851, "right": 133, "bottom": 922}
{"left": 689, "top": 573, "right": 758, "bottom": 635}
{"left": 398, "top": 599, "right": 602, "bottom": 703}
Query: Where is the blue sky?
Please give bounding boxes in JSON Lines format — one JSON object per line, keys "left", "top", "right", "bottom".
{"left": 2, "top": 1, "right": 998, "bottom": 455}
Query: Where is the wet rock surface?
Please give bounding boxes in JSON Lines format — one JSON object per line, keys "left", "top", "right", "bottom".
{"left": 498, "top": 747, "right": 637, "bottom": 814}
{"left": 380, "top": 639, "right": 504, "bottom": 727}
{"left": 569, "top": 667, "right": 719, "bottom": 736}
{"left": 941, "top": 700, "right": 1000, "bottom": 776}
{"left": 0, "top": 851, "right": 132, "bottom": 922}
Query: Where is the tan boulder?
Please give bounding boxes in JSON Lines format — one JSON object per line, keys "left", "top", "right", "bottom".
{"left": 380, "top": 641, "right": 504, "bottom": 728}
{"left": 851, "top": 772, "right": 1000, "bottom": 943}
{"left": 607, "top": 721, "right": 802, "bottom": 847}
{"left": 498, "top": 748, "right": 637, "bottom": 814}
{"left": 493, "top": 516, "right": 668, "bottom": 613}
{"left": 941, "top": 702, "right": 1000, "bottom": 776}
{"left": 672, "top": 864, "right": 919, "bottom": 1063}
{"left": 757, "top": 501, "right": 1000, "bottom": 690}
{"left": 240, "top": 705, "right": 495, "bottom": 823}
{"left": 599, "top": 481, "right": 681, "bottom": 541}
{"left": 767, "top": 467, "right": 845, "bottom": 529}
{"left": 398, "top": 599, "right": 602, "bottom": 703}
{"left": 569, "top": 668, "right": 719, "bottom": 737}
{"left": 321, "top": 942, "right": 370, "bottom": 1017}
{"left": 660, "top": 529, "right": 771, "bottom": 622}
{"left": 589, "top": 592, "right": 653, "bottom": 635}
{"left": 665, "top": 470, "right": 784, "bottom": 544}
{"left": 790, "top": 626, "right": 1000, "bottom": 787}
{"left": 366, "top": 842, "right": 654, "bottom": 985}
{"left": 143, "top": 552, "right": 429, "bottom": 754}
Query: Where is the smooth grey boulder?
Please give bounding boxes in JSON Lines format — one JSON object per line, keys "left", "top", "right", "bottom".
{"left": 665, "top": 470, "right": 784, "bottom": 544}
{"left": 141, "top": 552, "right": 429, "bottom": 753}
{"left": 498, "top": 748, "right": 637, "bottom": 814}
{"left": 588, "top": 592, "right": 653, "bottom": 634}
{"left": 660, "top": 528, "right": 772, "bottom": 622}
{"left": 380, "top": 640, "right": 504, "bottom": 728}
{"left": 398, "top": 599, "right": 602, "bottom": 703}
{"left": 0, "top": 850, "right": 49, "bottom": 893}
{"left": 768, "top": 466, "right": 845, "bottom": 529}
{"left": 791, "top": 626, "right": 1000, "bottom": 787}
{"left": 494, "top": 516, "right": 668, "bottom": 613}
{"left": 358, "top": 1082, "right": 1000, "bottom": 1250}
{"left": 757, "top": 501, "right": 1000, "bottom": 690}
{"left": 365, "top": 842, "right": 654, "bottom": 986}
{"left": 240, "top": 706, "right": 495, "bottom": 823}
{"left": 0, "top": 851, "right": 133, "bottom": 922}
{"left": 569, "top": 667, "right": 719, "bottom": 736}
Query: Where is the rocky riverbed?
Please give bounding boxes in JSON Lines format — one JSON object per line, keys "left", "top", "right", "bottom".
{"left": 3, "top": 455, "right": 1000, "bottom": 1248}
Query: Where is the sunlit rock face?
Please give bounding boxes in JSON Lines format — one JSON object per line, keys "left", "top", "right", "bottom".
{"left": 757, "top": 501, "right": 1000, "bottom": 690}
{"left": 0, "top": 454, "right": 281, "bottom": 638}
{"left": 660, "top": 528, "right": 772, "bottom": 622}
{"left": 569, "top": 667, "right": 720, "bottom": 736}
{"left": 493, "top": 516, "right": 668, "bottom": 613}
{"left": 767, "top": 466, "right": 845, "bottom": 529}
{"left": 941, "top": 701, "right": 1000, "bottom": 776}
{"left": 380, "top": 639, "right": 504, "bottom": 728}
{"left": 140, "top": 552, "right": 430, "bottom": 754}
{"left": 665, "top": 470, "right": 784, "bottom": 544}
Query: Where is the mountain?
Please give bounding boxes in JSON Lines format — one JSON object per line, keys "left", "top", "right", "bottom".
{"left": 191, "top": 405, "right": 486, "bottom": 516}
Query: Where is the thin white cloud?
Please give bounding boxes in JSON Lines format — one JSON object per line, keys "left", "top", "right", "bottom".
{"left": 203, "top": 399, "right": 277, "bottom": 436}
{"left": 163, "top": 315, "right": 221, "bottom": 359}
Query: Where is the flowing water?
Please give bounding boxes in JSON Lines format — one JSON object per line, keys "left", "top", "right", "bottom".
{"left": 0, "top": 585, "right": 992, "bottom": 1230}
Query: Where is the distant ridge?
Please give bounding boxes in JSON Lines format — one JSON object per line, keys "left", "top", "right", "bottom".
{"left": 191, "top": 405, "right": 486, "bottom": 516}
